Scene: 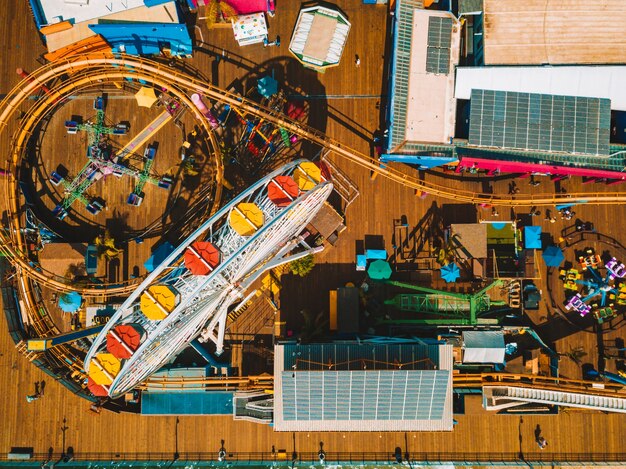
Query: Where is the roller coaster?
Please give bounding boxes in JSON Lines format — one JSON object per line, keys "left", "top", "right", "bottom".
{"left": 2, "top": 56, "right": 626, "bottom": 403}
{"left": 3, "top": 55, "right": 626, "bottom": 296}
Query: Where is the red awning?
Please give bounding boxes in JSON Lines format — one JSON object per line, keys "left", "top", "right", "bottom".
{"left": 268, "top": 175, "right": 299, "bottom": 207}
{"left": 87, "top": 377, "right": 109, "bottom": 397}
{"left": 106, "top": 324, "right": 143, "bottom": 360}
{"left": 184, "top": 241, "right": 221, "bottom": 275}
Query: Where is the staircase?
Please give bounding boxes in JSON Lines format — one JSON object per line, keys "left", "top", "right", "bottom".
{"left": 321, "top": 155, "right": 360, "bottom": 209}
{"left": 15, "top": 340, "right": 40, "bottom": 362}
{"left": 483, "top": 385, "right": 626, "bottom": 413}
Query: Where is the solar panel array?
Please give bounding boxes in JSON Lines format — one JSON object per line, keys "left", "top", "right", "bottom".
{"left": 281, "top": 370, "right": 450, "bottom": 422}
{"left": 426, "top": 17, "right": 453, "bottom": 75}
{"left": 469, "top": 89, "right": 611, "bottom": 156}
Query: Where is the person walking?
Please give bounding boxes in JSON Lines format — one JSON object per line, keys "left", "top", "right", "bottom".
{"left": 537, "top": 436, "right": 548, "bottom": 449}
{"left": 355, "top": 54, "right": 361, "bottom": 67}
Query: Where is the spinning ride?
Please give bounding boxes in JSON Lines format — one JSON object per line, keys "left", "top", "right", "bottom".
{"left": 53, "top": 96, "right": 174, "bottom": 218}
{"left": 84, "top": 159, "right": 333, "bottom": 397}
{"left": 562, "top": 249, "right": 626, "bottom": 323}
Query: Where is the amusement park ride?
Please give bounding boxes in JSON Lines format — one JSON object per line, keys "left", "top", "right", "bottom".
{"left": 381, "top": 280, "right": 506, "bottom": 326}
{"left": 4, "top": 56, "right": 626, "bottom": 405}
{"left": 84, "top": 160, "right": 333, "bottom": 398}
{"left": 51, "top": 95, "right": 172, "bottom": 219}
{"left": 563, "top": 251, "right": 626, "bottom": 323}
{"left": 222, "top": 78, "right": 303, "bottom": 176}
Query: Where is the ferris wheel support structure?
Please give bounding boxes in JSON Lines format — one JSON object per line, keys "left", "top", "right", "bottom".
{"left": 83, "top": 159, "right": 333, "bottom": 398}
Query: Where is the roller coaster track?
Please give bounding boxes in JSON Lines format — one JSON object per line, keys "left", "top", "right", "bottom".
{"left": 139, "top": 372, "right": 626, "bottom": 399}
{"left": 3, "top": 55, "right": 626, "bottom": 295}
{"left": 0, "top": 58, "right": 223, "bottom": 296}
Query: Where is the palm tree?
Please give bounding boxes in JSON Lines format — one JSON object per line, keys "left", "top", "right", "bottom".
{"left": 204, "top": 0, "right": 237, "bottom": 29}
{"left": 94, "top": 230, "right": 121, "bottom": 261}
{"left": 289, "top": 254, "right": 315, "bottom": 277}
{"left": 299, "top": 309, "right": 328, "bottom": 343}
{"left": 558, "top": 346, "right": 587, "bottom": 366}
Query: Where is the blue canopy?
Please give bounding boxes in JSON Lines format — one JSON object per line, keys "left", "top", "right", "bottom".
{"left": 542, "top": 246, "right": 565, "bottom": 267}
{"left": 440, "top": 263, "right": 461, "bottom": 283}
{"left": 257, "top": 76, "right": 278, "bottom": 98}
{"left": 524, "top": 225, "right": 542, "bottom": 249}
{"left": 144, "top": 242, "right": 175, "bottom": 272}
{"left": 58, "top": 291, "right": 82, "bottom": 313}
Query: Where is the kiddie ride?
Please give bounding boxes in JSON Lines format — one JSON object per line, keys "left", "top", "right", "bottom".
{"left": 563, "top": 249, "right": 626, "bottom": 324}
{"left": 51, "top": 96, "right": 173, "bottom": 219}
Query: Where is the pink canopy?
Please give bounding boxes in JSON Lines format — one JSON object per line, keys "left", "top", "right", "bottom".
{"left": 225, "top": 0, "right": 275, "bottom": 15}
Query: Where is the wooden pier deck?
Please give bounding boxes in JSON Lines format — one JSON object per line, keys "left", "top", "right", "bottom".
{"left": 0, "top": 0, "right": 625, "bottom": 466}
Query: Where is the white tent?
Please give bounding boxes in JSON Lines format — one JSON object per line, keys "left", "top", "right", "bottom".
{"left": 462, "top": 330, "right": 505, "bottom": 364}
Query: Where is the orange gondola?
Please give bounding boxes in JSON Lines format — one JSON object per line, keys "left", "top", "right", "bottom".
{"left": 267, "top": 175, "right": 300, "bottom": 207}
{"left": 184, "top": 241, "right": 221, "bottom": 276}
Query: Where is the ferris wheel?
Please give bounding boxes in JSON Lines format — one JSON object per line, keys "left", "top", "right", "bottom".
{"left": 84, "top": 159, "right": 333, "bottom": 398}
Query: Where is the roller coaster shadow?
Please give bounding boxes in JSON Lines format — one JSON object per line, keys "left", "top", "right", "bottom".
{"left": 194, "top": 47, "right": 376, "bottom": 150}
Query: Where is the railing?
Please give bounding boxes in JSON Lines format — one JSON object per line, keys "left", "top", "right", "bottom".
{"left": 2, "top": 450, "right": 625, "bottom": 465}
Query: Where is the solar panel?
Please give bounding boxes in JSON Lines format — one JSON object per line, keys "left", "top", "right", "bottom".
{"left": 468, "top": 89, "right": 611, "bottom": 156}
{"left": 426, "top": 47, "right": 450, "bottom": 74}
{"left": 427, "top": 17, "right": 453, "bottom": 48}
{"left": 281, "top": 370, "right": 450, "bottom": 422}
{"left": 426, "top": 17, "right": 453, "bottom": 75}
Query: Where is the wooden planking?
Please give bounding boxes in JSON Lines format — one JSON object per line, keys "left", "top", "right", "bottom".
{"left": 0, "top": 0, "right": 625, "bottom": 462}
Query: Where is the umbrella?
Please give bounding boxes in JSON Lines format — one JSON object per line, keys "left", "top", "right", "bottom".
{"left": 87, "top": 377, "right": 109, "bottom": 397}
{"left": 267, "top": 175, "right": 299, "bottom": 207}
{"left": 134, "top": 86, "right": 158, "bottom": 108}
{"left": 368, "top": 259, "right": 392, "bottom": 280}
{"left": 106, "top": 324, "right": 143, "bottom": 360}
{"left": 140, "top": 284, "right": 180, "bottom": 320}
{"left": 58, "top": 291, "right": 82, "bottom": 313}
{"left": 543, "top": 245, "right": 565, "bottom": 267}
{"left": 185, "top": 241, "right": 221, "bottom": 275}
{"left": 440, "top": 263, "right": 461, "bottom": 283}
{"left": 88, "top": 353, "right": 121, "bottom": 386}
{"left": 229, "top": 202, "right": 265, "bottom": 236}
{"left": 257, "top": 75, "right": 278, "bottom": 98}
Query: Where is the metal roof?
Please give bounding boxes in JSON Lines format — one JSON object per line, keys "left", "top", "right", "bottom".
{"left": 482, "top": 0, "right": 626, "bottom": 65}
{"left": 462, "top": 330, "right": 505, "bottom": 364}
{"left": 455, "top": 66, "right": 626, "bottom": 112}
{"left": 469, "top": 89, "right": 611, "bottom": 156}
{"left": 280, "top": 370, "right": 450, "bottom": 424}
{"left": 274, "top": 343, "right": 454, "bottom": 431}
